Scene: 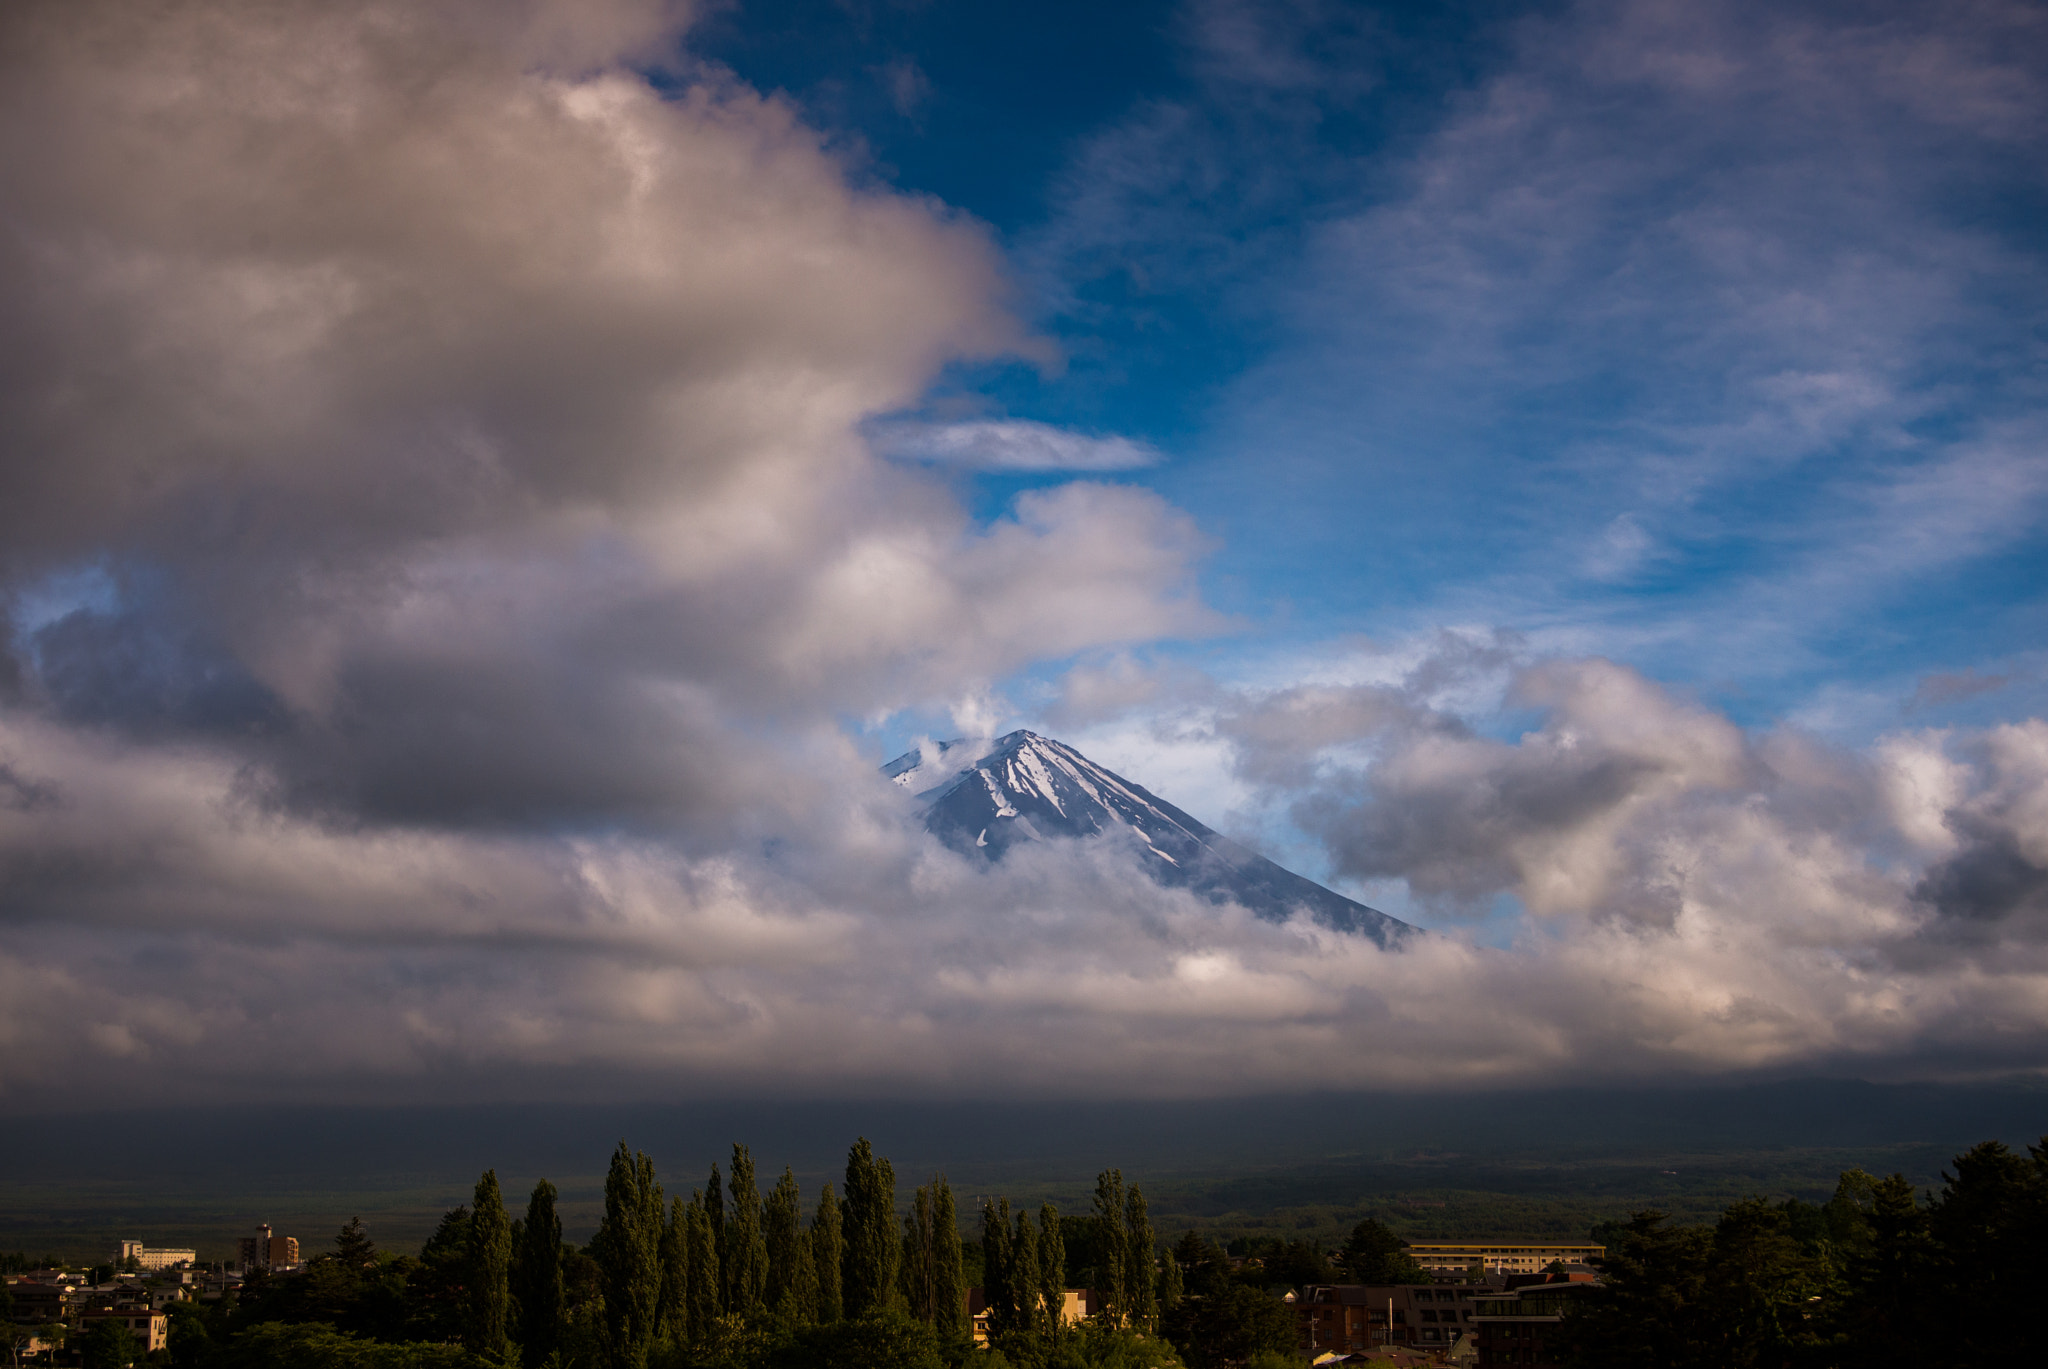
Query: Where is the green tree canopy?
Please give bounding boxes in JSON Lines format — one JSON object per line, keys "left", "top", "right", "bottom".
{"left": 1091, "top": 1171, "right": 1128, "bottom": 1327}
{"left": 1336, "top": 1219, "right": 1423, "bottom": 1285}
{"left": 78, "top": 1319, "right": 145, "bottom": 1369}
{"left": 811, "top": 1182, "right": 845, "bottom": 1325}
{"left": 515, "top": 1179, "right": 564, "bottom": 1369}
{"left": 591, "top": 1143, "right": 663, "bottom": 1369}
{"left": 841, "top": 1138, "right": 898, "bottom": 1319}
{"left": 464, "top": 1169, "right": 514, "bottom": 1363}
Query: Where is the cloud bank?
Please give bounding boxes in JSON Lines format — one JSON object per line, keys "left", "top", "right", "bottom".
{"left": 0, "top": 0, "right": 2044, "bottom": 1107}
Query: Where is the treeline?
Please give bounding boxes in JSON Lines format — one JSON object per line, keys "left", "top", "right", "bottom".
{"left": 155, "top": 1139, "right": 1194, "bottom": 1369}
{"left": 1563, "top": 1135, "right": 2048, "bottom": 1368}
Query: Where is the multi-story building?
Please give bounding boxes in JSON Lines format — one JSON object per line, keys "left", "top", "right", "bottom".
{"left": 1470, "top": 1273, "right": 1597, "bottom": 1368}
{"left": 1296, "top": 1282, "right": 1492, "bottom": 1355}
{"left": 236, "top": 1225, "right": 300, "bottom": 1270}
{"left": 79, "top": 1306, "right": 170, "bottom": 1354}
{"left": 1405, "top": 1241, "right": 1605, "bottom": 1275}
{"left": 116, "top": 1240, "right": 197, "bottom": 1271}
{"left": 3, "top": 1279, "right": 76, "bottom": 1325}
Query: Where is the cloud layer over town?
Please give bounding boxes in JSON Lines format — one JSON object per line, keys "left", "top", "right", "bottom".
{"left": 2, "top": 0, "right": 2044, "bottom": 1106}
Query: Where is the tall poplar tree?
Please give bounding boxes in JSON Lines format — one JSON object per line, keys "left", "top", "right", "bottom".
{"left": 724, "top": 1144, "right": 767, "bottom": 1321}
{"left": 1124, "top": 1184, "right": 1157, "bottom": 1333}
{"left": 656, "top": 1196, "right": 688, "bottom": 1350}
{"left": 980, "top": 1199, "right": 1013, "bottom": 1333}
{"left": 1010, "top": 1209, "right": 1042, "bottom": 1337}
{"left": 466, "top": 1169, "right": 515, "bottom": 1363}
{"left": 685, "top": 1197, "right": 719, "bottom": 1343}
{"left": 1092, "top": 1169, "right": 1128, "bottom": 1328}
{"left": 903, "top": 1184, "right": 936, "bottom": 1324}
{"left": 515, "top": 1179, "right": 564, "bottom": 1369}
{"left": 703, "top": 1162, "right": 725, "bottom": 1305}
{"left": 764, "top": 1167, "right": 812, "bottom": 1324}
{"left": 841, "top": 1137, "right": 898, "bottom": 1319}
{"left": 811, "top": 1182, "right": 844, "bottom": 1324}
{"left": 933, "top": 1179, "right": 965, "bottom": 1340}
{"left": 1036, "top": 1203, "right": 1065, "bottom": 1336}
{"left": 592, "top": 1143, "right": 664, "bottom": 1369}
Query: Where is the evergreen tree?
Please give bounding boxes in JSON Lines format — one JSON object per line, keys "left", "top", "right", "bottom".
{"left": 1124, "top": 1183, "right": 1157, "bottom": 1333}
{"left": 1158, "top": 1236, "right": 1298, "bottom": 1369}
{"left": 655, "top": 1196, "right": 688, "bottom": 1350}
{"left": 724, "top": 1144, "right": 767, "bottom": 1320}
{"left": 335, "top": 1217, "right": 377, "bottom": 1270}
{"left": 764, "top": 1167, "right": 811, "bottom": 1324}
{"left": 414, "top": 1204, "right": 474, "bottom": 1345}
{"left": 1092, "top": 1169, "right": 1128, "bottom": 1328}
{"left": 1035, "top": 1203, "right": 1065, "bottom": 1337}
{"left": 810, "top": 1182, "right": 844, "bottom": 1324}
{"left": 1843, "top": 1171, "right": 1934, "bottom": 1365}
{"left": 842, "top": 1137, "right": 898, "bottom": 1319}
{"left": 788, "top": 1217, "right": 820, "bottom": 1329}
{"left": 703, "top": 1163, "right": 725, "bottom": 1305}
{"left": 1339, "top": 1217, "right": 1426, "bottom": 1284}
{"left": 1705, "top": 1198, "right": 1824, "bottom": 1367}
{"left": 514, "top": 1180, "right": 564, "bottom": 1369}
{"left": 1556, "top": 1210, "right": 1714, "bottom": 1369}
{"left": 1156, "top": 1231, "right": 1183, "bottom": 1314}
{"left": 933, "top": 1180, "right": 966, "bottom": 1341}
{"left": 1822, "top": 1167, "right": 1879, "bottom": 1260}
{"left": 1926, "top": 1137, "right": 2048, "bottom": 1362}
{"left": 980, "top": 1199, "right": 1012, "bottom": 1334}
{"left": 902, "top": 1183, "right": 936, "bottom": 1324}
{"left": 591, "top": 1143, "right": 664, "bottom": 1369}
{"left": 685, "top": 1197, "right": 720, "bottom": 1344}
{"left": 466, "top": 1169, "right": 515, "bottom": 1363}
{"left": 1009, "top": 1208, "right": 1041, "bottom": 1336}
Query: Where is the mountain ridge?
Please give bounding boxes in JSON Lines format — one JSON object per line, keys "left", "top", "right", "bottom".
{"left": 885, "top": 729, "right": 1412, "bottom": 945}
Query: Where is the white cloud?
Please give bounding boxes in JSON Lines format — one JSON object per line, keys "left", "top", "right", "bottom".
{"left": 7, "top": 643, "right": 2048, "bottom": 1106}
{"left": 876, "top": 419, "right": 1164, "bottom": 471}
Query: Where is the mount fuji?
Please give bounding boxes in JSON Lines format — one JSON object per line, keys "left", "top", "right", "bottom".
{"left": 884, "top": 729, "right": 1412, "bottom": 945}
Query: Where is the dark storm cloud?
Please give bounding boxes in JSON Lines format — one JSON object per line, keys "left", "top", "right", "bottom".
{"left": 1917, "top": 825, "right": 2048, "bottom": 925}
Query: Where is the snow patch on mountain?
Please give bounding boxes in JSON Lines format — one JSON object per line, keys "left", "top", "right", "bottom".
{"left": 884, "top": 729, "right": 1412, "bottom": 944}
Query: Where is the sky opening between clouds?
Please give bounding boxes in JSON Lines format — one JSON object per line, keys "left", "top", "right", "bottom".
{"left": 1, "top": 0, "right": 2044, "bottom": 1107}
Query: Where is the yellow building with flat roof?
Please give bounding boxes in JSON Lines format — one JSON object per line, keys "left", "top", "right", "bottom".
{"left": 1405, "top": 1240, "right": 1604, "bottom": 1274}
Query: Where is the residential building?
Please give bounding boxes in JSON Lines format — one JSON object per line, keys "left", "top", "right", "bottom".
{"left": 3, "top": 1279, "right": 76, "bottom": 1325}
{"left": 1297, "top": 1282, "right": 1492, "bottom": 1355}
{"left": 117, "top": 1239, "right": 197, "bottom": 1272}
{"left": 1470, "top": 1273, "right": 1597, "bottom": 1368}
{"left": 80, "top": 1306, "right": 170, "bottom": 1354}
{"left": 964, "top": 1288, "right": 1100, "bottom": 1345}
{"left": 1405, "top": 1241, "right": 1605, "bottom": 1275}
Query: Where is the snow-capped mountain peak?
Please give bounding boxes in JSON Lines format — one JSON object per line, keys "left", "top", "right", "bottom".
{"left": 882, "top": 729, "right": 1411, "bottom": 944}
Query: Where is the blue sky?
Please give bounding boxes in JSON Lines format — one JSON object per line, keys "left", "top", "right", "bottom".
{"left": 694, "top": 0, "right": 2048, "bottom": 742}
